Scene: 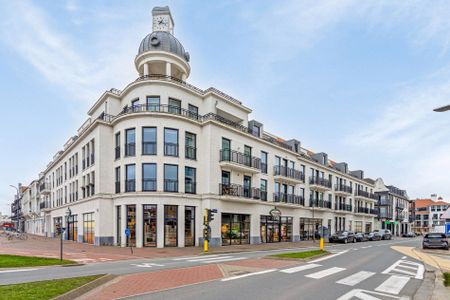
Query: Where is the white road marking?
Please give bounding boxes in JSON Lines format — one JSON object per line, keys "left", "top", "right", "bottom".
{"left": 280, "top": 263, "right": 322, "bottom": 274}
{"left": 188, "top": 256, "right": 233, "bottom": 262}
{"left": 382, "top": 259, "right": 424, "bottom": 279}
{"left": 173, "top": 254, "right": 222, "bottom": 261}
{"left": 221, "top": 269, "right": 277, "bottom": 281}
{"left": 131, "top": 263, "right": 165, "bottom": 268}
{"left": 375, "top": 275, "right": 410, "bottom": 294}
{"left": 305, "top": 267, "right": 346, "bottom": 279}
{"left": 337, "top": 288, "right": 410, "bottom": 300}
{"left": 0, "top": 268, "right": 39, "bottom": 274}
{"left": 402, "top": 256, "right": 407, "bottom": 259}
{"left": 308, "top": 250, "right": 349, "bottom": 263}
{"left": 202, "top": 257, "right": 246, "bottom": 264}
{"left": 336, "top": 271, "right": 376, "bottom": 286}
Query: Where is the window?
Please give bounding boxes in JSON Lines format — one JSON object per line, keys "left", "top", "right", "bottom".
{"left": 126, "top": 205, "right": 136, "bottom": 246}
{"left": 188, "top": 104, "right": 198, "bottom": 119}
{"left": 164, "top": 164, "right": 178, "bottom": 192}
{"left": 125, "top": 128, "right": 136, "bottom": 156}
{"left": 125, "top": 164, "right": 136, "bottom": 192}
{"left": 185, "top": 132, "right": 196, "bottom": 159}
{"left": 185, "top": 206, "right": 195, "bottom": 246}
{"left": 221, "top": 171, "right": 230, "bottom": 185}
{"left": 252, "top": 125, "right": 260, "bottom": 137}
{"left": 164, "top": 128, "right": 178, "bottom": 156}
{"left": 115, "top": 167, "right": 120, "bottom": 193}
{"left": 243, "top": 175, "right": 251, "bottom": 198}
{"left": 142, "top": 163, "right": 157, "bottom": 191}
{"left": 221, "top": 138, "right": 231, "bottom": 161}
{"left": 261, "top": 151, "right": 268, "bottom": 173}
{"left": 143, "top": 204, "right": 157, "bottom": 247}
{"left": 83, "top": 213, "right": 95, "bottom": 244}
{"left": 115, "top": 132, "right": 121, "bottom": 159}
{"left": 146, "top": 96, "right": 160, "bottom": 111}
{"left": 261, "top": 179, "right": 267, "bottom": 201}
{"left": 168, "top": 98, "right": 181, "bottom": 114}
{"left": 131, "top": 99, "right": 139, "bottom": 112}
{"left": 142, "top": 127, "right": 157, "bottom": 155}
{"left": 164, "top": 205, "right": 178, "bottom": 247}
{"left": 185, "top": 167, "right": 196, "bottom": 194}
{"left": 244, "top": 145, "right": 252, "bottom": 167}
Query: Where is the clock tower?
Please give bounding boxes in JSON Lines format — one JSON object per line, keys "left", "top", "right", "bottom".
{"left": 152, "top": 6, "right": 174, "bottom": 34}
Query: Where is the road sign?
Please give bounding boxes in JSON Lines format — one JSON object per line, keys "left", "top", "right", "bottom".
{"left": 445, "top": 223, "right": 450, "bottom": 235}
{"left": 125, "top": 228, "right": 130, "bottom": 237}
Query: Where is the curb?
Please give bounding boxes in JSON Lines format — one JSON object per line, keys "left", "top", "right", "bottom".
{"left": 414, "top": 269, "right": 435, "bottom": 300}
{"left": 52, "top": 274, "right": 116, "bottom": 300}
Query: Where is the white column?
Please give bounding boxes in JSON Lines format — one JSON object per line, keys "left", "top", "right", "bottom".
{"left": 250, "top": 213, "right": 260, "bottom": 244}
{"left": 166, "top": 62, "right": 171, "bottom": 77}
{"left": 157, "top": 204, "right": 165, "bottom": 248}
{"left": 136, "top": 204, "right": 143, "bottom": 248}
{"left": 178, "top": 206, "right": 185, "bottom": 247}
{"left": 292, "top": 216, "right": 300, "bottom": 242}
{"left": 120, "top": 204, "right": 127, "bottom": 247}
{"left": 144, "top": 63, "right": 149, "bottom": 76}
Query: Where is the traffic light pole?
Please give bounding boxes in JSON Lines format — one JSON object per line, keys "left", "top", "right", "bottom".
{"left": 203, "top": 208, "right": 217, "bottom": 253}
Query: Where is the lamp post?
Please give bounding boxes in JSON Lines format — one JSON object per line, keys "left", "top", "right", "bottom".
{"left": 60, "top": 207, "right": 71, "bottom": 261}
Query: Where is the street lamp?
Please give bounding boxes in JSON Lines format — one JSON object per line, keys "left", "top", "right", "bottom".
{"left": 433, "top": 104, "right": 450, "bottom": 112}
{"left": 60, "top": 207, "right": 71, "bottom": 261}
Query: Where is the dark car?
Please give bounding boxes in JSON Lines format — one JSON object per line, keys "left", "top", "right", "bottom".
{"left": 402, "top": 232, "right": 416, "bottom": 238}
{"left": 368, "top": 232, "right": 382, "bottom": 241}
{"left": 422, "top": 233, "right": 449, "bottom": 250}
{"left": 355, "top": 232, "right": 369, "bottom": 242}
{"left": 375, "top": 229, "right": 392, "bottom": 240}
{"left": 329, "top": 231, "right": 356, "bottom": 244}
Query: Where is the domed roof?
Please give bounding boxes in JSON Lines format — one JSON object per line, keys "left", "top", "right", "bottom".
{"left": 138, "top": 31, "right": 190, "bottom": 62}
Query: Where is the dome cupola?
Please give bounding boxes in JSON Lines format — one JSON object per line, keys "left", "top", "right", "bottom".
{"left": 135, "top": 6, "right": 190, "bottom": 81}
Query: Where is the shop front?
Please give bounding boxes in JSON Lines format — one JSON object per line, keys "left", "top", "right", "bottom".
{"left": 260, "top": 215, "right": 293, "bottom": 243}
{"left": 300, "top": 218, "right": 322, "bottom": 240}
{"left": 221, "top": 213, "right": 250, "bottom": 246}
{"left": 66, "top": 214, "right": 78, "bottom": 241}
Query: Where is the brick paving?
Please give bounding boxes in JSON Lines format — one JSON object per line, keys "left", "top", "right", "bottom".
{"left": 0, "top": 234, "right": 322, "bottom": 263}
{"left": 80, "top": 264, "right": 223, "bottom": 300}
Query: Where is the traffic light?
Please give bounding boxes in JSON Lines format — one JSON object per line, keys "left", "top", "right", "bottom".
{"left": 203, "top": 225, "right": 211, "bottom": 241}
{"left": 204, "top": 209, "right": 218, "bottom": 225}
{"left": 208, "top": 209, "right": 215, "bottom": 222}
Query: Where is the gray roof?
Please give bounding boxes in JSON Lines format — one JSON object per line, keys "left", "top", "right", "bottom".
{"left": 138, "top": 31, "right": 189, "bottom": 62}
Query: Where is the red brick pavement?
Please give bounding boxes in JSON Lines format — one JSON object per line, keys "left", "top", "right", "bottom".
{"left": 81, "top": 265, "right": 224, "bottom": 300}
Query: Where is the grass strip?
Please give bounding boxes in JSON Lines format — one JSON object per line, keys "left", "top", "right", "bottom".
{"left": 444, "top": 272, "right": 450, "bottom": 287}
{"left": 270, "top": 249, "right": 329, "bottom": 259}
{"left": 0, "top": 275, "right": 103, "bottom": 300}
{"left": 0, "top": 254, "right": 76, "bottom": 268}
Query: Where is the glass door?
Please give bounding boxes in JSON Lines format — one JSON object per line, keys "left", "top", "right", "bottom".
{"left": 184, "top": 206, "right": 195, "bottom": 246}
{"left": 164, "top": 205, "right": 178, "bottom": 247}
{"left": 143, "top": 205, "right": 157, "bottom": 247}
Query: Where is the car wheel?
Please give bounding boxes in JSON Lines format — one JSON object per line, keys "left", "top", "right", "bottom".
{"left": 353, "top": 238, "right": 356, "bottom": 243}
{"left": 344, "top": 238, "right": 348, "bottom": 244}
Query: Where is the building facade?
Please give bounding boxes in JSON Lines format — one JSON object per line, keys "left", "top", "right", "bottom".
{"left": 14, "top": 7, "right": 409, "bottom": 248}
{"left": 413, "top": 198, "right": 449, "bottom": 234}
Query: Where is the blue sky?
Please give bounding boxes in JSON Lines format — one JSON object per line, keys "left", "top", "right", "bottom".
{"left": 1, "top": 0, "right": 450, "bottom": 214}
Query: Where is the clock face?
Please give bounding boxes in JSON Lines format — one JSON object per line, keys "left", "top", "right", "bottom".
{"left": 153, "top": 15, "right": 169, "bottom": 31}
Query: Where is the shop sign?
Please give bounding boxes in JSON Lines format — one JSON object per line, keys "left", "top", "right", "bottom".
{"left": 269, "top": 208, "right": 281, "bottom": 218}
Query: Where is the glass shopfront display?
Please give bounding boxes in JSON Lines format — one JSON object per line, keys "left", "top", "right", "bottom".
{"left": 164, "top": 205, "right": 178, "bottom": 247}
{"left": 67, "top": 214, "right": 77, "bottom": 241}
{"left": 83, "top": 213, "right": 95, "bottom": 244}
{"left": 184, "top": 206, "right": 195, "bottom": 247}
{"left": 354, "top": 221, "right": 363, "bottom": 233}
{"left": 260, "top": 216, "right": 293, "bottom": 243}
{"left": 126, "top": 205, "right": 136, "bottom": 246}
{"left": 143, "top": 204, "right": 157, "bottom": 247}
{"left": 221, "top": 213, "right": 250, "bottom": 246}
{"left": 299, "top": 218, "right": 322, "bottom": 240}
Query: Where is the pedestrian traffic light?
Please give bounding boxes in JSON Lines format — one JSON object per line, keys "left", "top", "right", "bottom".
{"left": 208, "top": 209, "right": 215, "bottom": 222}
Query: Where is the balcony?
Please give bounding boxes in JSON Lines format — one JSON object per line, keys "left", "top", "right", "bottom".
{"left": 335, "top": 203, "right": 353, "bottom": 212}
{"left": 273, "top": 166, "right": 304, "bottom": 185}
{"left": 309, "top": 198, "right": 332, "bottom": 209}
{"left": 164, "top": 180, "right": 178, "bottom": 192}
{"left": 125, "top": 143, "right": 136, "bottom": 157}
{"left": 142, "top": 179, "right": 157, "bottom": 192}
{"left": 164, "top": 143, "right": 179, "bottom": 157}
{"left": 219, "top": 183, "right": 260, "bottom": 200}
{"left": 309, "top": 177, "right": 332, "bottom": 191}
{"left": 219, "top": 149, "right": 261, "bottom": 174}
{"left": 142, "top": 142, "right": 157, "bottom": 155}
{"left": 39, "top": 201, "right": 51, "bottom": 211}
{"left": 354, "top": 190, "right": 377, "bottom": 201}
{"left": 334, "top": 184, "right": 352, "bottom": 196}
{"left": 274, "top": 193, "right": 304, "bottom": 205}
{"left": 125, "top": 180, "right": 136, "bottom": 192}
{"left": 39, "top": 182, "right": 51, "bottom": 195}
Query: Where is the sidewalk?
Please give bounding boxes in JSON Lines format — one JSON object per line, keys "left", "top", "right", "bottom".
{"left": 0, "top": 234, "right": 324, "bottom": 263}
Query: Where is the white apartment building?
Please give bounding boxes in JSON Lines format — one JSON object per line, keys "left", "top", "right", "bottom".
{"left": 20, "top": 7, "right": 397, "bottom": 248}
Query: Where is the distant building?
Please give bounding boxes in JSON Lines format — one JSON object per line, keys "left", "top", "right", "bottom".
{"left": 412, "top": 197, "right": 449, "bottom": 234}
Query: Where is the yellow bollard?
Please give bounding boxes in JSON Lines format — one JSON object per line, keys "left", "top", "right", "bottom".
{"left": 204, "top": 239, "right": 209, "bottom": 252}
{"left": 320, "top": 237, "right": 324, "bottom": 251}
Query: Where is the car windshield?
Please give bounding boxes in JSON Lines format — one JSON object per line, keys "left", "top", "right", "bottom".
{"left": 336, "top": 231, "right": 347, "bottom": 235}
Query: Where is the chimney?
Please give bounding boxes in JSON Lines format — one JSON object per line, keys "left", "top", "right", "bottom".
{"left": 431, "top": 194, "right": 437, "bottom": 201}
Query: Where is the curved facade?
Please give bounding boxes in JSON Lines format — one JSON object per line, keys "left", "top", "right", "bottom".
{"left": 18, "top": 7, "right": 411, "bottom": 248}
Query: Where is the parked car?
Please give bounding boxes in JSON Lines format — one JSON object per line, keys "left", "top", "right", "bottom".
{"left": 329, "top": 231, "right": 356, "bottom": 244}
{"left": 422, "top": 233, "right": 449, "bottom": 250}
{"left": 355, "top": 232, "right": 369, "bottom": 242}
{"left": 402, "top": 232, "right": 416, "bottom": 238}
{"left": 368, "top": 232, "right": 382, "bottom": 241}
{"left": 375, "top": 229, "right": 392, "bottom": 240}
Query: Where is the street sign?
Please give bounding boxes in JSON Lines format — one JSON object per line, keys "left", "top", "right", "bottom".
{"left": 125, "top": 228, "right": 130, "bottom": 237}
{"left": 445, "top": 223, "right": 450, "bottom": 235}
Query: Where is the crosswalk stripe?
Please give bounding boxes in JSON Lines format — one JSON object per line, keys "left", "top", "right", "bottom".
{"left": 308, "top": 250, "right": 348, "bottom": 263}
{"left": 188, "top": 256, "right": 233, "bottom": 262}
{"left": 305, "top": 267, "right": 346, "bottom": 279}
{"left": 336, "top": 271, "right": 375, "bottom": 286}
{"left": 221, "top": 269, "right": 277, "bottom": 281}
{"left": 375, "top": 275, "right": 409, "bottom": 294}
{"left": 202, "top": 257, "right": 246, "bottom": 264}
{"left": 390, "top": 268, "right": 416, "bottom": 277}
{"left": 173, "top": 254, "right": 222, "bottom": 261}
{"left": 280, "top": 263, "right": 322, "bottom": 274}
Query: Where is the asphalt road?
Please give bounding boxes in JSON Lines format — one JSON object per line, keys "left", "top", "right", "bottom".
{"left": 0, "top": 238, "right": 420, "bottom": 289}
{"left": 126, "top": 238, "right": 424, "bottom": 300}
